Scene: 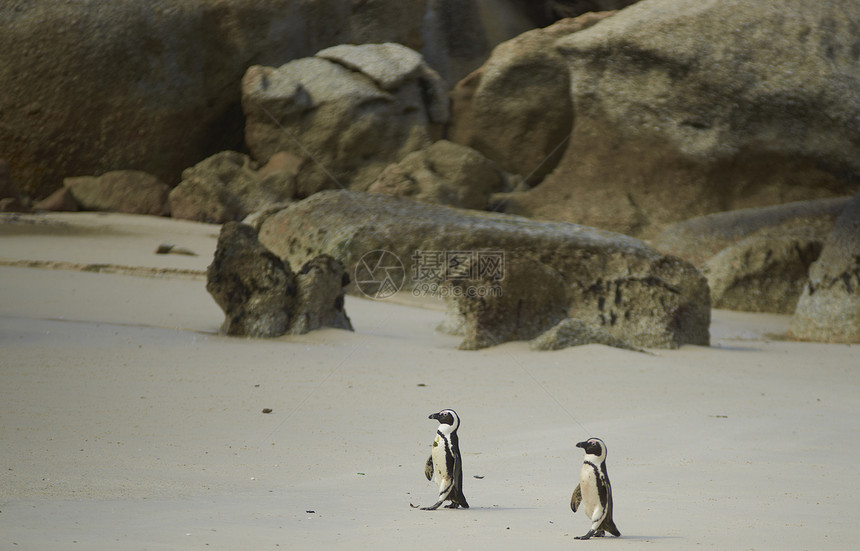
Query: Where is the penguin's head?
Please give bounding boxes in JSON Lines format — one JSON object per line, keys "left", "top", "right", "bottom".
{"left": 576, "top": 437, "right": 607, "bottom": 461}
{"left": 429, "top": 409, "right": 460, "bottom": 433}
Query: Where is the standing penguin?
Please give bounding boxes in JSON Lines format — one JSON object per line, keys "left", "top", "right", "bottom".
{"left": 421, "top": 409, "right": 469, "bottom": 510}
{"left": 570, "top": 437, "right": 620, "bottom": 540}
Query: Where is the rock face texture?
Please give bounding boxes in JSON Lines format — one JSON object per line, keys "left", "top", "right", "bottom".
{"left": 169, "top": 151, "right": 296, "bottom": 223}
{"left": 206, "top": 222, "right": 352, "bottom": 338}
{"left": 496, "top": 0, "right": 860, "bottom": 238}
{"left": 654, "top": 197, "right": 849, "bottom": 314}
{"left": 448, "top": 12, "right": 614, "bottom": 185}
{"left": 530, "top": 317, "right": 643, "bottom": 352}
{"left": 367, "top": 140, "right": 510, "bottom": 210}
{"left": 446, "top": 253, "right": 569, "bottom": 350}
{"left": 704, "top": 227, "right": 825, "bottom": 315}
{"left": 257, "top": 190, "right": 710, "bottom": 349}
{"left": 63, "top": 171, "right": 170, "bottom": 216}
{"left": 242, "top": 43, "right": 448, "bottom": 197}
{"left": 654, "top": 198, "right": 850, "bottom": 269}
{"left": 1, "top": 0, "right": 433, "bottom": 200}
{"left": 790, "top": 192, "right": 860, "bottom": 343}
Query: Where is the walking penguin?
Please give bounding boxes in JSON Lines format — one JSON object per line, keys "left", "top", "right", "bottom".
{"left": 570, "top": 437, "right": 620, "bottom": 539}
{"left": 421, "top": 409, "right": 469, "bottom": 510}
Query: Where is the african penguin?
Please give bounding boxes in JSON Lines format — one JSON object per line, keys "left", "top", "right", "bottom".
{"left": 570, "top": 437, "right": 620, "bottom": 540}
{"left": 421, "top": 409, "right": 469, "bottom": 510}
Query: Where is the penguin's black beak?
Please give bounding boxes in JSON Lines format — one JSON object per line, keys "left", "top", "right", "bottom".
{"left": 576, "top": 441, "right": 587, "bottom": 449}
{"left": 428, "top": 413, "right": 440, "bottom": 420}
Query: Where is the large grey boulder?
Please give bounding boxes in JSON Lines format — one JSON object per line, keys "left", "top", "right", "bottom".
{"left": 448, "top": 12, "right": 614, "bottom": 185}
{"left": 703, "top": 227, "right": 825, "bottom": 314}
{"left": 446, "top": 252, "right": 569, "bottom": 350}
{"left": 206, "top": 222, "right": 352, "bottom": 337}
{"left": 257, "top": 190, "right": 710, "bottom": 349}
{"left": 654, "top": 198, "right": 850, "bottom": 269}
{"left": 207, "top": 222, "right": 297, "bottom": 338}
{"left": 1, "top": 0, "right": 431, "bottom": 201}
{"left": 367, "top": 140, "right": 511, "bottom": 210}
{"left": 789, "top": 192, "right": 860, "bottom": 343}
{"left": 242, "top": 43, "right": 447, "bottom": 198}
{"left": 499, "top": 0, "right": 860, "bottom": 239}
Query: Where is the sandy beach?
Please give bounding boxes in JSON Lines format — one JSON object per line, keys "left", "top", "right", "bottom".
{"left": 1, "top": 212, "right": 858, "bottom": 550}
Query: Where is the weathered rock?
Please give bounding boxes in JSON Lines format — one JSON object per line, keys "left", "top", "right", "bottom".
{"left": 704, "top": 227, "right": 825, "bottom": 314}
{"left": 169, "top": 151, "right": 295, "bottom": 223}
{"left": 790, "top": 192, "right": 860, "bottom": 343}
{"left": 654, "top": 197, "right": 850, "bottom": 268}
{"left": 291, "top": 255, "right": 353, "bottom": 335}
{"left": 503, "top": 0, "right": 860, "bottom": 239}
{"left": 530, "top": 317, "right": 644, "bottom": 352}
{"left": 207, "top": 222, "right": 297, "bottom": 338}
{"left": 367, "top": 140, "right": 510, "bottom": 210}
{"left": 242, "top": 43, "right": 446, "bottom": 197}
{"left": 258, "top": 190, "right": 710, "bottom": 348}
{"left": 448, "top": 13, "right": 614, "bottom": 185}
{"left": 446, "top": 253, "right": 568, "bottom": 350}
{"left": 63, "top": 171, "right": 170, "bottom": 216}
{"left": 33, "top": 187, "right": 79, "bottom": 212}
{"left": 1, "top": 0, "right": 433, "bottom": 201}
{"left": 206, "top": 222, "right": 353, "bottom": 337}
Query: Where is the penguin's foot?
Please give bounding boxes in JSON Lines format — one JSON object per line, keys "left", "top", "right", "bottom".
{"left": 444, "top": 503, "right": 459, "bottom": 509}
{"left": 420, "top": 500, "right": 443, "bottom": 511}
{"left": 575, "top": 529, "right": 595, "bottom": 540}
{"left": 594, "top": 530, "right": 605, "bottom": 537}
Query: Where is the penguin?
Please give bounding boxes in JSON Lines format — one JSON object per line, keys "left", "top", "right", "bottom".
{"left": 570, "top": 437, "right": 620, "bottom": 540}
{"left": 421, "top": 409, "right": 469, "bottom": 510}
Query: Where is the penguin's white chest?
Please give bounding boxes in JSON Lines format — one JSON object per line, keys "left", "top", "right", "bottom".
{"left": 431, "top": 434, "right": 450, "bottom": 483}
{"left": 579, "top": 463, "right": 602, "bottom": 519}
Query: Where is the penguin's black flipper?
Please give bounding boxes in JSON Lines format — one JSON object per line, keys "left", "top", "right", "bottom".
{"left": 571, "top": 484, "right": 582, "bottom": 512}
{"left": 424, "top": 455, "right": 433, "bottom": 481}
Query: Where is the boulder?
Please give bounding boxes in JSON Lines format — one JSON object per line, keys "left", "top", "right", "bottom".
{"left": 33, "top": 187, "right": 79, "bottom": 212}
{"left": 703, "top": 227, "right": 825, "bottom": 314}
{"left": 207, "top": 222, "right": 297, "bottom": 338}
{"left": 654, "top": 197, "right": 850, "bottom": 268}
{"left": 448, "top": 13, "right": 614, "bottom": 185}
{"left": 367, "top": 140, "right": 511, "bottom": 210}
{"left": 529, "top": 318, "right": 644, "bottom": 352}
{"left": 242, "top": 43, "right": 447, "bottom": 197}
{"left": 1, "top": 0, "right": 432, "bottom": 201}
{"left": 63, "top": 170, "right": 170, "bottom": 216}
{"left": 169, "top": 151, "right": 295, "bottom": 223}
{"left": 291, "top": 255, "right": 353, "bottom": 335}
{"left": 206, "top": 222, "right": 353, "bottom": 338}
{"left": 446, "top": 253, "right": 569, "bottom": 350}
{"left": 257, "top": 190, "right": 710, "bottom": 349}
{"left": 789, "top": 192, "right": 860, "bottom": 343}
{"left": 501, "top": 0, "right": 860, "bottom": 239}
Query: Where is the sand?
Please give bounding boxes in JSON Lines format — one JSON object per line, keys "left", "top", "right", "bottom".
{"left": 1, "top": 212, "right": 858, "bottom": 550}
